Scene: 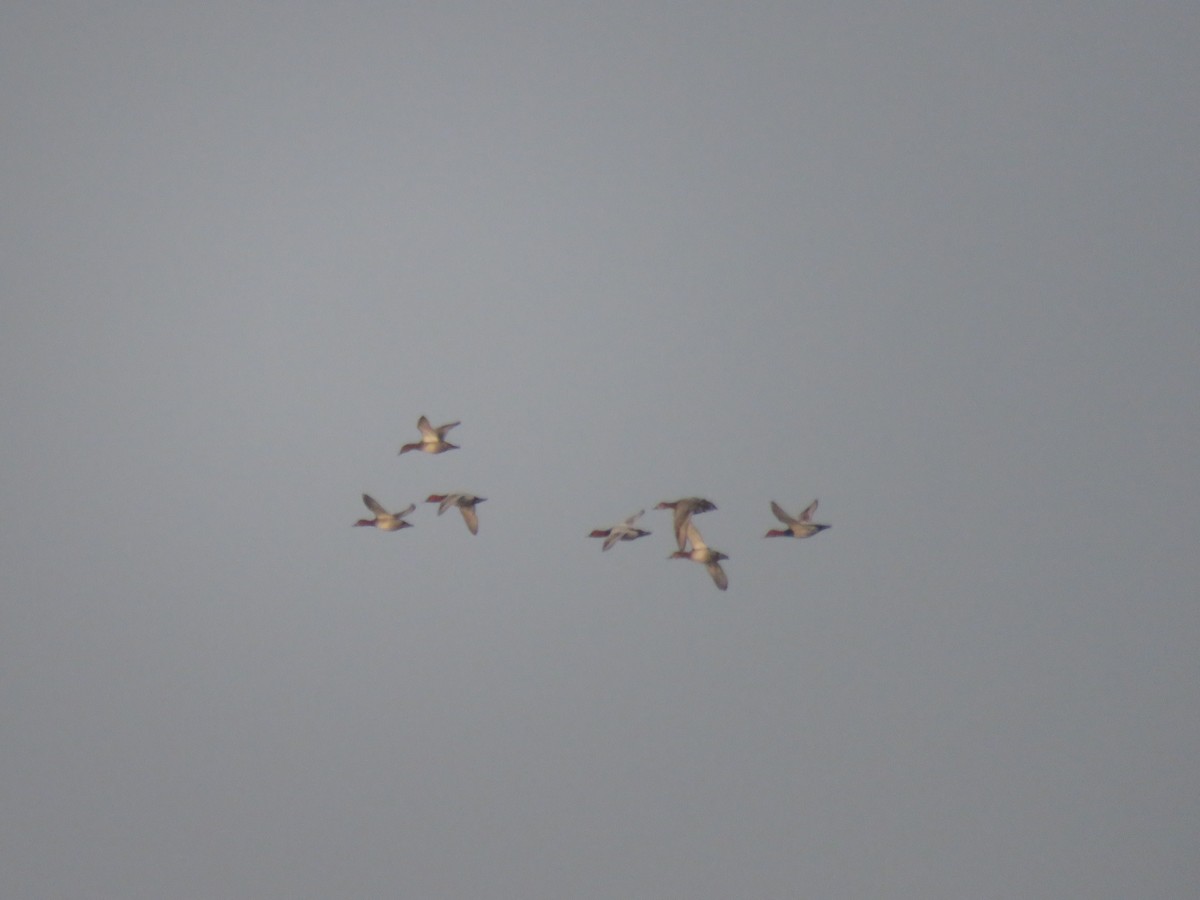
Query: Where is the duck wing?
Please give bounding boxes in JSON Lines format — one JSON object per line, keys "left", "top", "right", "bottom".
{"left": 672, "top": 508, "right": 695, "bottom": 551}
{"left": 706, "top": 559, "right": 729, "bottom": 591}
{"left": 770, "top": 501, "right": 796, "bottom": 525}
{"left": 683, "top": 519, "right": 708, "bottom": 552}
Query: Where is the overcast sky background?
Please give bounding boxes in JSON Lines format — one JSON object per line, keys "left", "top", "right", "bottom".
{"left": 3, "top": 3, "right": 1198, "bottom": 898}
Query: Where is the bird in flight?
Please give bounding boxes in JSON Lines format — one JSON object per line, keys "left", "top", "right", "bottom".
{"left": 669, "top": 519, "right": 729, "bottom": 590}
{"left": 654, "top": 497, "right": 718, "bottom": 551}
{"left": 353, "top": 494, "right": 415, "bottom": 531}
{"left": 764, "top": 499, "right": 830, "bottom": 539}
{"left": 399, "top": 416, "right": 460, "bottom": 455}
{"left": 425, "top": 493, "right": 486, "bottom": 535}
{"left": 588, "top": 509, "right": 651, "bottom": 551}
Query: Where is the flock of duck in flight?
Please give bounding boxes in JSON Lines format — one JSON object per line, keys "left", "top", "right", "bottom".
{"left": 354, "top": 416, "right": 831, "bottom": 591}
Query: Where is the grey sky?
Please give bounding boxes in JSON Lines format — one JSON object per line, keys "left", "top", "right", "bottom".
{"left": 3, "top": 3, "right": 1198, "bottom": 898}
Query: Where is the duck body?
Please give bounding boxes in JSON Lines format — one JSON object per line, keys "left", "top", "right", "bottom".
{"left": 764, "top": 499, "right": 830, "bottom": 538}
{"left": 425, "top": 493, "right": 486, "bottom": 534}
{"left": 353, "top": 494, "right": 415, "bottom": 531}
{"left": 399, "top": 416, "right": 460, "bottom": 454}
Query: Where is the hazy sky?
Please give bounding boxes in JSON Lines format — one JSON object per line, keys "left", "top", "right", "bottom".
{"left": 3, "top": 4, "right": 1198, "bottom": 898}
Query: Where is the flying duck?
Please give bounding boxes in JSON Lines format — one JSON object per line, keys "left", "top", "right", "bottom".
{"left": 654, "top": 497, "right": 718, "bottom": 551}
{"left": 669, "top": 520, "right": 729, "bottom": 590}
{"left": 764, "top": 499, "right": 830, "bottom": 538}
{"left": 399, "top": 416, "right": 460, "bottom": 455}
{"left": 425, "top": 493, "right": 486, "bottom": 535}
{"left": 588, "top": 510, "right": 651, "bottom": 551}
{"left": 353, "top": 494, "right": 415, "bottom": 531}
